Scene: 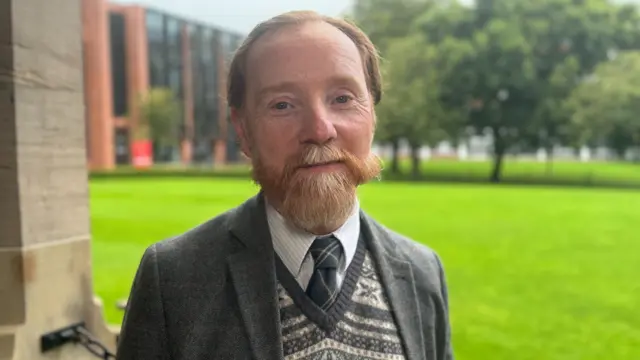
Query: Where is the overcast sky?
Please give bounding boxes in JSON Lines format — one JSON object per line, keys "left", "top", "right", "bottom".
{"left": 112, "top": 0, "right": 354, "bottom": 34}
{"left": 111, "top": 0, "right": 637, "bottom": 35}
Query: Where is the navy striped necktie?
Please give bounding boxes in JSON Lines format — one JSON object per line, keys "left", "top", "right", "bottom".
{"left": 306, "top": 235, "right": 344, "bottom": 311}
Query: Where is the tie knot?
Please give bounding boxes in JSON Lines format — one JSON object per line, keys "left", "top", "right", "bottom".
{"left": 309, "top": 236, "right": 344, "bottom": 270}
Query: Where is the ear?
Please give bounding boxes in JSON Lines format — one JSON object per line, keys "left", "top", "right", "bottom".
{"left": 230, "top": 107, "right": 252, "bottom": 159}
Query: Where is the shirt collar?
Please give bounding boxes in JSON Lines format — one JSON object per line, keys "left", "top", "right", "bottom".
{"left": 266, "top": 199, "right": 361, "bottom": 278}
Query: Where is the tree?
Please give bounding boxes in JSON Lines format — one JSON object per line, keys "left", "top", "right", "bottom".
{"left": 424, "top": 0, "right": 639, "bottom": 181}
{"left": 413, "top": 3, "right": 476, "bottom": 147}
{"left": 376, "top": 34, "right": 447, "bottom": 177}
{"left": 434, "top": 16, "right": 536, "bottom": 182}
{"left": 412, "top": 1, "right": 476, "bottom": 44}
{"left": 528, "top": 55, "right": 580, "bottom": 173}
{"left": 566, "top": 51, "right": 640, "bottom": 159}
{"left": 412, "top": 1, "right": 538, "bottom": 182}
{"left": 355, "top": 0, "right": 640, "bottom": 180}
{"left": 349, "top": 0, "right": 435, "bottom": 54}
{"left": 350, "top": 0, "right": 439, "bottom": 174}
{"left": 509, "top": 0, "right": 635, "bottom": 165}
{"left": 137, "top": 88, "right": 181, "bottom": 149}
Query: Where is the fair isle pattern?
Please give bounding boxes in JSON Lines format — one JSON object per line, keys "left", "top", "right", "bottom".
{"left": 278, "top": 252, "right": 407, "bottom": 360}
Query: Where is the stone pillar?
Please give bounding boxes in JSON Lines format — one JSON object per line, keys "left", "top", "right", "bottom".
{"left": 0, "top": 0, "right": 116, "bottom": 359}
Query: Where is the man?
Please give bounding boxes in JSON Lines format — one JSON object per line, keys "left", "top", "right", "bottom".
{"left": 116, "top": 10, "right": 453, "bottom": 360}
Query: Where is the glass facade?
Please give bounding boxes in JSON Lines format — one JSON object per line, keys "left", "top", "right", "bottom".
{"left": 202, "top": 28, "right": 219, "bottom": 140}
{"left": 146, "top": 10, "right": 184, "bottom": 99}
{"left": 146, "top": 10, "right": 165, "bottom": 87}
{"left": 190, "top": 25, "right": 229, "bottom": 163}
{"left": 189, "top": 25, "right": 210, "bottom": 163}
{"left": 141, "top": 8, "right": 244, "bottom": 164}
{"left": 145, "top": 10, "right": 184, "bottom": 162}
{"left": 109, "top": 12, "right": 128, "bottom": 117}
{"left": 222, "top": 33, "right": 244, "bottom": 162}
{"left": 165, "top": 17, "right": 183, "bottom": 100}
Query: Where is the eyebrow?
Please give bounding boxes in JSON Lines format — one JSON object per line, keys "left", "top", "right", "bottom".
{"left": 325, "top": 75, "right": 363, "bottom": 91}
{"left": 256, "top": 82, "right": 301, "bottom": 101}
{"left": 256, "top": 75, "right": 365, "bottom": 101}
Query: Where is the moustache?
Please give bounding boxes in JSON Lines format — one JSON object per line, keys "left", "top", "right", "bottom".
{"left": 287, "top": 145, "right": 350, "bottom": 171}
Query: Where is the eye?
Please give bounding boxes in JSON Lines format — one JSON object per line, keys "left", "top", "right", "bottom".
{"left": 335, "top": 95, "right": 353, "bottom": 104}
{"left": 272, "top": 102, "right": 291, "bottom": 110}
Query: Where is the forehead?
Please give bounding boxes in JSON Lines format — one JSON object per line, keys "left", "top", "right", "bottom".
{"left": 245, "top": 21, "right": 366, "bottom": 93}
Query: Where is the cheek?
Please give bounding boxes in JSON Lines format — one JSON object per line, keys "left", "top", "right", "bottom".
{"left": 337, "top": 122, "right": 374, "bottom": 156}
{"left": 252, "top": 122, "right": 299, "bottom": 165}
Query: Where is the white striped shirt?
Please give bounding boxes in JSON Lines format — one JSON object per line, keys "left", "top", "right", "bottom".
{"left": 266, "top": 199, "right": 361, "bottom": 290}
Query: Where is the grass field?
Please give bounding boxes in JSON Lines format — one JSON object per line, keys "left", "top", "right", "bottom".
{"left": 416, "top": 158, "right": 640, "bottom": 183}
{"left": 90, "top": 177, "right": 640, "bottom": 360}
{"left": 92, "top": 158, "right": 640, "bottom": 187}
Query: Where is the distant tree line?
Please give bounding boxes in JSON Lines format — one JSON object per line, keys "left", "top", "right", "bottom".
{"left": 349, "top": 0, "right": 640, "bottom": 182}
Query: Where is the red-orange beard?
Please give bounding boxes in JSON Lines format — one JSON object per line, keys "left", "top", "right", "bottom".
{"left": 251, "top": 144, "right": 381, "bottom": 234}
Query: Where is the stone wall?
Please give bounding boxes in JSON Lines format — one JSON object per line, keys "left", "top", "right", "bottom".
{"left": 0, "top": 0, "right": 116, "bottom": 358}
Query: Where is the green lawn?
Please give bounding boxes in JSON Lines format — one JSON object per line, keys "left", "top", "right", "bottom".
{"left": 95, "top": 158, "right": 640, "bottom": 186}
{"left": 417, "top": 158, "right": 640, "bottom": 183}
{"left": 90, "top": 177, "right": 640, "bottom": 360}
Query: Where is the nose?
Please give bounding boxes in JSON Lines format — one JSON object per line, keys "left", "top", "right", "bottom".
{"left": 300, "top": 102, "right": 337, "bottom": 145}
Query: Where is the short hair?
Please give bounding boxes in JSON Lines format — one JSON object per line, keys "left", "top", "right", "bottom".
{"left": 226, "top": 11, "right": 382, "bottom": 109}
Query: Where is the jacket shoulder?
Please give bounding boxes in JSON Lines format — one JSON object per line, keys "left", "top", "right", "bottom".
{"left": 148, "top": 204, "right": 244, "bottom": 273}
{"left": 364, "top": 215, "right": 448, "bottom": 294}
{"left": 389, "top": 228, "right": 442, "bottom": 267}
{"left": 369, "top": 217, "right": 444, "bottom": 269}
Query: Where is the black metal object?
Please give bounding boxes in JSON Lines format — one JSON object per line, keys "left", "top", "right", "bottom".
{"left": 74, "top": 325, "right": 117, "bottom": 359}
{"left": 41, "top": 322, "right": 84, "bottom": 353}
{"left": 40, "top": 322, "right": 116, "bottom": 359}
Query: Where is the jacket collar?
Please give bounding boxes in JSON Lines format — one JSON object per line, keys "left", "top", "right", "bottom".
{"left": 227, "top": 193, "right": 425, "bottom": 360}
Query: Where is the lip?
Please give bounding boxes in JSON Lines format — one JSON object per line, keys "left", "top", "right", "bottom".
{"left": 299, "top": 160, "right": 342, "bottom": 169}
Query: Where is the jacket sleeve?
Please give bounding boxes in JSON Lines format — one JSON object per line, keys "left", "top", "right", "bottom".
{"left": 116, "top": 244, "right": 169, "bottom": 360}
{"left": 436, "top": 253, "right": 454, "bottom": 360}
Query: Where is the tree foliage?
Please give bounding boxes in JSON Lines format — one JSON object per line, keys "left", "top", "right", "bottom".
{"left": 376, "top": 35, "right": 449, "bottom": 176}
{"left": 137, "top": 88, "right": 182, "bottom": 147}
{"left": 566, "top": 51, "right": 640, "bottom": 158}
{"left": 350, "top": 0, "right": 640, "bottom": 181}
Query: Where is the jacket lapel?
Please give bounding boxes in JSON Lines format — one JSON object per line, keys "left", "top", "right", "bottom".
{"left": 361, "top": 212, "right": 425, "bottom": 360}
{"left": 228, "top": 193, "right": 283, "bottom": 360}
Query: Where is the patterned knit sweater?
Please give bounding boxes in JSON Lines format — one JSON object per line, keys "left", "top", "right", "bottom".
{"left": 275, "top": 237, "right": 407, "bottom": 360}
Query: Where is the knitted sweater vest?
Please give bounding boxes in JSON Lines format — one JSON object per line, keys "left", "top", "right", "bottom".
{"left": 275, "top": 235, "right": 407, "bottom": 360}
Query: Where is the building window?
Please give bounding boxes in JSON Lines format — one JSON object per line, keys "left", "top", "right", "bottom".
{"left": 114, "top": 128, "right": 130, "bottom": 165}
{"left": 202, "top": 29, "right": 218, "bottom": 139}
{"left": 145, "top": 11, "right": 184, "bottom": 163}
{"left": 210, "top": 29, "right": 219, "bottom": 102}
{"left": 146, "top": 10, "right": 164, "bottom": 41}
{"left": 190, "top": 25, "right": 212, "bottom": 163}
{"left": 109, "top": 12, "right": 128, "bottom": 117}
{"left": 146, "top": 10, "right": 166, "bottom": 87}
{"left": 165, "top": 16, "right": 183, "bottom": 100}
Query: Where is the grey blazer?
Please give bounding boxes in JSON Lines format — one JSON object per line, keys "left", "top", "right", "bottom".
{"left": 116, "top": 193, "right": 454, "bottom": 360}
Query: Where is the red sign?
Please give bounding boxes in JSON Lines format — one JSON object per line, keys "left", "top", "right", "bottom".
{"left": 131, "top": 140, "right": 153, "bottom": 169}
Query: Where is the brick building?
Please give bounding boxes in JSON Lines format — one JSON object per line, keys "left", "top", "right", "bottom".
{"left": 82, "top": 0, "right": 245, "bottom": 170}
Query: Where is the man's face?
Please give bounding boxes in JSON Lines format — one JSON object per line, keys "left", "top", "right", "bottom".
{"left": 232, "top": 21, "right": 381, "bottom": 234}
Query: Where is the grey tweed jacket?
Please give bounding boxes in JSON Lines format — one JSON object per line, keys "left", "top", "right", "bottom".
{"left": 116, "top": 193, "right": 454, "bottom": 360}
